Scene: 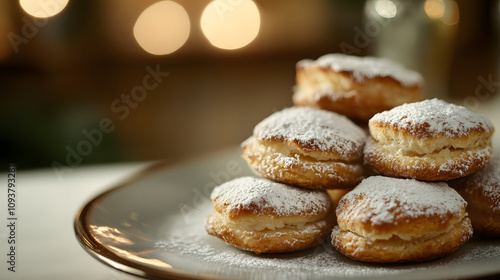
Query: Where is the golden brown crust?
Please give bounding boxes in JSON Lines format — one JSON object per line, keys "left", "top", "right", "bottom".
{"left": 293, "top": 66, "right": 422, "bottom": 121}
{"left": 364, "top": 99, "right": 494, "bottom": 181}
{"left": 331, "top": 176, "right": 472, "bottom": 262}
{"left": 242, "top": 107, "right": 366, "bottom": 189}
{"left": 335, "top": 177, "right": 468, "bottom": 240}
{"left": 337, "top": 195, "right": 466, "bottom": 239}
{"left": 332, "top": 217, "right": 473, "bottom": 263}
{"left": 450, "top": 179, "right": 500, "bottom": 217}
{"left": 364, "top": 136, "right": 492, "bottom": 181}
{"left": 242, "top": 137, "right": 364, "bottom": 189}
{"left": 207, "top": 177, "right": 336, "bottom": 254}
{"left": 449, "top": 159, "right": 500, "bottom": 237}
{"left": 206, "top": 210, "right": 335, "bottom": 254}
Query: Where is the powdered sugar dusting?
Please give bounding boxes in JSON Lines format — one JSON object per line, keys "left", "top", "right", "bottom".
{"left": 461, "top": 155, "right": 500, "bottom": 211}
{"left": 298, "top": 53, "right": 423, "bottom": 87}
{"left": 370, "top": 99, "right": 494, "bottom": 139}
{"left": 254, "top": 107, "right": 366, "bottom": 157}
{"left": 338, "top": 176, "right": 466, "bottom": 225}
{"left": 154, "top": 201, "right": 500, "bottom": 280}
{"left": 211, "top": 176, "right": 330, "bottom": 217}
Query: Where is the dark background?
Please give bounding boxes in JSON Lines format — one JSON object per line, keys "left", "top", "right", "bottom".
{"left": 1, "top": 0, "right": 499, "bottom": 169}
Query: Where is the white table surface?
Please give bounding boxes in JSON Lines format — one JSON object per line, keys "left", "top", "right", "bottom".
{"left": 0, "top": 162, "right": 150, "bottom": 280}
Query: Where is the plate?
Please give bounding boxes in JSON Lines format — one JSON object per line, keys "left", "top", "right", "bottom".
{"left": 74, "top": 148, "right": 500, "bottom": 280}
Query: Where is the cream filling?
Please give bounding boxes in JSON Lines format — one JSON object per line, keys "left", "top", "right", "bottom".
{"left": 370, "top": 127, "right": 492, "bottom": 156}
{"left": 370, "top": 137, "right": 491, "bottom": 158}
{"left": 248, "top": 138, "right": 347, "bottom": 162}
{"left": 214, "top": 212, "right": 321, "bottom": 232}
{"left": 294, "top": 86, "right": 356, "bottom": 103}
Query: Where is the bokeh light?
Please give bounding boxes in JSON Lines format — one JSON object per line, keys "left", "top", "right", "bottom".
{"left": 200, "top": 0, "right": 260, "bottom": 50}
{"left": 424, "top": 0, "right": 459, "bottom": 25}
{"left": 375, "top": 0, "right": 397, "bottom": 19}
{"left": 19, "top": 0, "right": 69, "bottom": 18}
{"left": 424, "top": 0, "right": 445, "bottom": 19}
{"left": 133, "top": 1, "right": 190, "bottom": 55}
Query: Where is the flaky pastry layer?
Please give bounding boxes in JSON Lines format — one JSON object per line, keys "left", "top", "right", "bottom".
{"left": 213, "top": 212, "right": 324, "bottom": 231}
{"left": 337, "top": 201, "right": 467, "bottom": 241}
{"left": 332, "top": 217, "right": 472, "bottom": 263}
{"left": 206, "top": 211, "right": 334, "bottom": 254}
{"left": 242, "top": 137, "right": 364, "bottom": 189}
{"left": 369, "top": 121, "right": 493, "bottom": 155}
{"left": 364, "top": 136, "right": 492, "bottom": 181}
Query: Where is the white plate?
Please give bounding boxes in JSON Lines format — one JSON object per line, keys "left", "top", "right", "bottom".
{"left": 74, "top": 148, "right": 500, "bottom": 280}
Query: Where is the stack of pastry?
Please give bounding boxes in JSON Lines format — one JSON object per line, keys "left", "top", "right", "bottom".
{"left": 206, "top": 53, "right": 497, "bottom": 262}
{"left": 331, "top": 97, "right": 495, "bottom": 263}
{"left": 206, "top": 106, "right": 366, "bottom": 254}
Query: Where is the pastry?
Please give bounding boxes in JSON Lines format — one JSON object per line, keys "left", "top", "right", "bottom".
{"left": 331, "top": 176, "right": 473, "bottom": 263}
{"left": 293, "top": 53, "right": 423, "bottom": 121}
{"left": 326, "top": 188, "right": 351, "bottom": 210}
{"left": 364, "top": 98, "right": 494, "bottom": 181}
{"left": 206, "top": 176, "right": 334, "bottom": 254}
{"left": 242, "top": 107, "right": 367, "bottom": 189}
{"left": 327, "top": 188, "right": 352, "bottom": 226}
{"left": 450, "top": 155, "right": 500, "bottom": 237}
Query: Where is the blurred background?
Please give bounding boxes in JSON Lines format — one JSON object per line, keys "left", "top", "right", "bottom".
{"left": 1, "top": 0, "right": 499, "bottom": 170}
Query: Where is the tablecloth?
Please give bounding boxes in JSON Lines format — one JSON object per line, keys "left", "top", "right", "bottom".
{"left": 0, "top": 162, "right": 150, "bottom": 280}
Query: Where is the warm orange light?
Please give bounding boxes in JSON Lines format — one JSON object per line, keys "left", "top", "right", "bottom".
{"left": 424, "top": 0, "right": 459, "bottom": 25}
{"left": 200, "top": 0, "right": 260, "bottom": 50}
{"left": 90, "top": 225, "right": 134, "bottom": 245}
{"left": 133, "top": 1, "right": 190, "bottom": 55}
{"left": 19, "top": 0, "right": 69, "bottom": 18}
{"left": 424, "top": 0, "right": 445, "bottom": 19}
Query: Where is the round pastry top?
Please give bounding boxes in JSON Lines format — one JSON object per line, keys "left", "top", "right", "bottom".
{"left": 337, "top": 176, "right": 467, "bottom": 225}
{"left": 253, "top": 107, "right": 366, "bottom": 158}
{"left": 211, "top": 176, "right": 331, "bottom": 217}
{"left": 297, "top": 53, "right": 423, "bottom": 87}
{"left": 369, "top": 99, "right": 494, "bottom": 140}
